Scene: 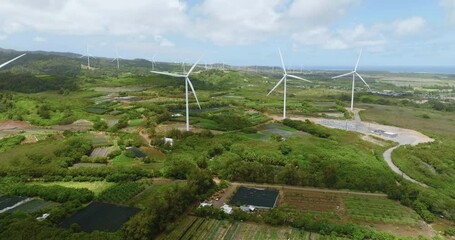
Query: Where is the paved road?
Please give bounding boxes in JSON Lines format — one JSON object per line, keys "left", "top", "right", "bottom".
{"left": 383, "top": 146, "right": 427, "bottom": 187}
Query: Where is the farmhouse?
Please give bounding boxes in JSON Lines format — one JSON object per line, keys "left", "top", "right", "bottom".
{"left": 230, "top": 187, "right": 279, "bottom": 210}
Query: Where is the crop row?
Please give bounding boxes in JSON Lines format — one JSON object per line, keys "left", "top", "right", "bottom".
{"left": 97, "top": 182, "right": 145, "bottom": 203}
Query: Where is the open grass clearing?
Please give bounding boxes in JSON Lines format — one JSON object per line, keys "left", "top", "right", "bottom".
{"left": 28, "top": 181, "right": 115, "bottom": 195}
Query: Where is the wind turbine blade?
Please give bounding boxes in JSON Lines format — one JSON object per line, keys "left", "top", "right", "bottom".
{"left": 0, "top": 53, "right": 26, "bottom": 69}
{"left": 287, "top": 74, "right": 312, "bottom": 83}
{"left": 332, "top": 71, "right": 355, "bottom": 79}
{"left": 355, "top": 72, "right": 371, "bottom": 90}
{"left": 278, "top": 48, "right": 286, "bottom": 74}
{"left": 150, "top": 71, "right": 185, "bottom": 78}
{"left": 187, "top": 59, "right": 201, "bottom": 76}
{"left": 354, "top": 48, "right": 363, "bottom": 71}
{"left": 111, "top": 58, "right": 117, "bottom": 62}
{"left": 267, "top": 76, "right": 286, "bottom": 96}
{"left": 79, "top": 55, "right": 86, "bottom": 58}
{"left": 187, "top": 77, "right": 201, "bottom": 109}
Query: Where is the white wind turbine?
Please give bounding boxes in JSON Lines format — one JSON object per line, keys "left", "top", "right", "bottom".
{"left": 267, "top": 49, "right": 312, "bottom": 119}
{"left": 0, "top": 53, "right": 26, "bottom": 69}
{"left": 332, "top": 48, "right": 371, "bottom": 111}
{"left": 150, "top": 54, "right": 157, "bottom": 71}
{"left": 112, "top": 48, "right": 121, "bottom": 70}
{"left": 151, "top": 60, "right": 201, "bottom": 131}
{"left": 80, "top": 45, "right": 94, "bottom": 68}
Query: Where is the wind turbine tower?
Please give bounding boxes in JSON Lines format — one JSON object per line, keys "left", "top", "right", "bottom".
{"left": 112, "top": 48, "right": 121, "bottom": 71}
{"left": 150, "top": 54, "right": 157, "bottom": 71}
{"left": 151, "top": 60, "right": 201, "bottom": 131}
{"left": 331, "top": 48, "right": 371, "bottom": 111}
{"left": 267, "top": 49, "right": 312, "bottom": 119}
{"left": 80, "top": 45, "right": 94, "bottom": 69}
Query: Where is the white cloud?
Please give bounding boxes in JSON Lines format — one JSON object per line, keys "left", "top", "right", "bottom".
{"left": 292, "top": 24, "right": 386, "bottom": 50}
{"left": 393, "top": 17, "right": 426, "bottom": 37}
{"left": 0, "top": 0, "right": 431, "bottom": 53}
{"left": 192, "top": 0, "right": 283, "bottom": 45}
{"left": 440, "top": 0, "right": 455, "bottom": 24}
{"left": 33, "top": 36, "right": 46, "bottom": 42}
{"left": 287, "top": 0, "right": 361, "bottom": 26}
{"left": 0, "top": 0, "right": 187, "bottom": 36}
{"left": 154, "top": 35, "right": 174, "bottom": 47}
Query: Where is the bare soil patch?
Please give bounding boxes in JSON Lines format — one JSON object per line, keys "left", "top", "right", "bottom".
{"left": 0, "top": 120, "right": 30, "bottom": 130}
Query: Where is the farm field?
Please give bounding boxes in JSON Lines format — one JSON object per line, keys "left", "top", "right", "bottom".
{"left": 344, "top": 195, "right": 420, "bottom": 225}
{"left": 158, "top": 216, "right": 326, "bottom": 240}
{"left": 281, "top": 188, "right": 420, "bottom": 225}
{"left": 29, "top": 181, "right": 115, "bottom": 195}
{"left": 281, "top": 189, "right": 344, "bottom": 220}
{"left": 97, "top": 182, "right": 145, "bottom": 204}
{"left": 128, "top": 181, "right": 186, "bottom": 208}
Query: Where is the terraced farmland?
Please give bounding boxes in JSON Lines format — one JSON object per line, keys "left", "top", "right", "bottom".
{"left": 282, "top": 189, "right": 343, "bottom": 212}
{"left": 158, "top": 216, "right": 323, "bottom": 240}
{"left": 97, "top": 182, "right": 145, "bottom": 204}
{"left": 280, "top": 188, "right": 421, "bottom": 226}
{"left": 344, "top": 195, "right": 420, "bottom": 225}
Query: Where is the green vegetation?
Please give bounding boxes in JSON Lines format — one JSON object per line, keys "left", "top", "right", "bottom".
{"left": 97, "top": 182, "right": 145, "bottom": 204}
{"left": 0, "top": 135, "right": 25, "bottom": 152}
{"left": 11, "top": 184, "right": 94, "bottom": 203}
{"left": 344, "top": 195, "right": 420, "bottom": 225}
{"left": 159, "top": 216, "right": 307, "bottom": 240}
{"left": 29, "top": 181, "right": 114, "bottom": 195}
{"left": 0, "top": 50, "right": 454, "bottom": 239}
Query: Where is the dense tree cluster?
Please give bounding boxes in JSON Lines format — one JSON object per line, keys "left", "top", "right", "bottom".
{"left": 0, "top": 72, "right": 78, "bottom": 93}
{"left": 122, "top": 169, "right": 215, "bottom": 240}
{"left": 11, "top": 184, "right": 94, "bottom": 203}
{"left": 54, "top": 137, "right": 92, "bottom": 165}
{"left": 282, "top": 119, "right": 331, "bottom": 138}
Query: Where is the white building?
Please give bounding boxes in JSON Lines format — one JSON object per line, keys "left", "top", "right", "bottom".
{"left": 163, "top": 137, "right": 174, "bottom": 146}
{"left": 221, "top": 204, "right": 233, "bottom": 215}
{"left": 240, "top": 205, "right": 256, "bottom": 212}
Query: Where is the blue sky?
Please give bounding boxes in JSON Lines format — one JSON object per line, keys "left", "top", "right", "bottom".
{"left": 1, "top": 0, "right": 455, "bottom": 68}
